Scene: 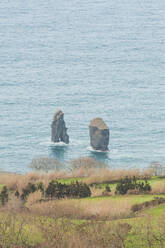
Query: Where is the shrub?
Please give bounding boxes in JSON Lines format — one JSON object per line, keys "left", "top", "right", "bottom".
{"left": 20, "top": 181, "right": 45, "bottom": 200}
{"left": 102, "top": 185, "right": 111, "bottom": 196}
{"left": 116, "top": 176, "right": 151, "bottom": 195}
{"left": 45, "top": 181, "right": 63, "bottom": 199}
{"left": 105, "top": 185, "right": 111, "bottom": 192}
{"left": 45, "top": 180, "right": 91, "bottom": 199}
{"left": 0, "top": 186, "right": 8, "bottom": 206}
{"left": 21, "top": 182, "right": 37, "bottom": 200}
{"left": 15, "top": 190, "right": 20, "bottom": 198}
{"left": 37, "top": 182, "right": 44, "bottom": 194}
{"left": 36, "top": 217, "right": 131, "bottom": 248}
{"left": 68, "top": 181, "right": 91, "bottom": 198}
{"left": 131, "top": 203, "right": 143, "bottom": 212}
{"left": 19, "top": 180, "right": 91, "bottom": 201}
{"left": 0, "top": 214, "right": 41, "bottom": 247}
{"left": 131, "top": 197, "right": 165, "bottom": 213}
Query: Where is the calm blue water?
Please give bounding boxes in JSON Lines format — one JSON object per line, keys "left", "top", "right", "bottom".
{"left": 0, "top": 0, "right": 165, "bottom": 173}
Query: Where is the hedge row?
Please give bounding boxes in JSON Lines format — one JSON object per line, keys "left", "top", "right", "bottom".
{"left": 131, "top": 197, "right": 165, "bottom": 212}
{"left": 16, "top": 180, "right": 91, "bottom": 200}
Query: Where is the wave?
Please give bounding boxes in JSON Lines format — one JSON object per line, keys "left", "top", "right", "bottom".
{"left": 87, "top": 146, "right": 110, "bottom": 153}
{"left": 40, "top": 141, "right": 68, "bottom": 147}
{"left": 50, "top": 142, "right": 68, "bottom": 147}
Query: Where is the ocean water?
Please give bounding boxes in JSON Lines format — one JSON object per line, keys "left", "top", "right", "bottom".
{"left": 0, "top": 0, "right": 165, "bottom": 173}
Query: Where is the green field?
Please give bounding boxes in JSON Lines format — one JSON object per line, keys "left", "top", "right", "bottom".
{"left": 0, "top": 174, "right": 164, "bottom": 247}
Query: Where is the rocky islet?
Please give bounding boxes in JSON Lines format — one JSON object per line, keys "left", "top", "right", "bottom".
{"left": 51, "top": 111, "right": 109, "bottom": 152}
{"left": 51, "top": 110, "right": 69, "bottom": 144}
{"left": 89, "top": 118, "right": 109, "bottom": 151}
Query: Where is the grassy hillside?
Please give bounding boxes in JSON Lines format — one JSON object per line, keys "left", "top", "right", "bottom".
{"left": 0, "top": 168, "right": 164, "bottom": 247}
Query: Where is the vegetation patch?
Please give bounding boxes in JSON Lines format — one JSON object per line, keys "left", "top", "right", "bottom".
{"left": 17, "top": 180, "right": 91, "bottom": 201}
{"left": 131, "top": 197, "right": 165, "bottom": 213}
{"left": 116, "top": 176, "right": 151, "bottom": 195}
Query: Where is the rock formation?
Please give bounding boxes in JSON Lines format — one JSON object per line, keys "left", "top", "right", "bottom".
{"left": 89, "top": 118, "right": 109, "bottom": 151}
{"left": 51, "top": 110, "right": 69, "bottom": 144}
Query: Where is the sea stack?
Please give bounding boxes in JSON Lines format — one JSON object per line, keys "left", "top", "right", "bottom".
{"left": 51, "top": 110, "right": 69, "bottom": 144}
{"left": 89, "top": 118, "right": 109, "bottom": 151}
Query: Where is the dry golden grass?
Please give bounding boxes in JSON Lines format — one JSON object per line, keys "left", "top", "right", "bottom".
{"left": 0, "top": 173, "right": 22, "bottom": 190}
{"left": 3, "top": 195, "right": 24, "bottom": 213}
{"left": 71, "top": 167, "right": 96, "bottom": 177}
{"left": 70, "top": 157, "right": 153, "bottom": 181}
{"left": 81, "top": 199, "right": 132, "bottom": 220}
{"left": 26, "top": 191, "right": 43, "bottom": 208}
{"left": 0, "top": 171, "right": 69, "bottom": 193}
{"left": 29, "top": 199, "right": 83, "bottom": 219}
{"left": 0, "top": 166, "right": 153, "bottom": 195}
{"left": 90, "top": 187, "right": 104, "bottom": 197}
{"left": 71, "top": 157, "right": 98, "bottom": 169}
{"left": 28, "top": 197, "right": 132, "bottom": 220}
{"left": 152, "top": 181, "right": 165, "bottom": 194}
{"left": 85, "top": 168, "right": 153, "bottom": 185}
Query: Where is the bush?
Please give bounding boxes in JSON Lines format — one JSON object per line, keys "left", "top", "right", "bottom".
{"left": 37, "top": 182, "right": 44, "bottom": 194}
{"left": 45, "top": 180, "right": 91, "bottom": 199}
{"left": 102, "top": 185, "right": 111, "bottom": 196}
{"left": 0, "top": 186, "right": 8, "bottom": 206}
{"left": 21, "top": 182, "right": 37, "bottom": 200}
{"left": 45, "top": 181, "right": 63, "bottom": 199}
{"left": 131, "top": 197, "right": 165, "bottom": 212}
{"left": 131, "top": 203, "right": 143, "bottom": 212}
{"left": 19, "top": 180, "right": 91, "bottom": 201}
{"left": 116, "top": 176, "right": 151, "bottom": 195}
{"left": 105, "top": 185, "right": 111, "bottom": 192}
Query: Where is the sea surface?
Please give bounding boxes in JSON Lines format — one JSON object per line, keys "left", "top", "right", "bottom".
{"left": 0, "top": 0, "right": 165, "bottom": 173}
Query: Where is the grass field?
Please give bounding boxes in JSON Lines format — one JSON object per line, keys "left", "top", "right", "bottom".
{"left": 0, "top": 203, "right": 164, "bottom": 248}
{"left": 0, "top": 171, "right": 165, "bottom": 247}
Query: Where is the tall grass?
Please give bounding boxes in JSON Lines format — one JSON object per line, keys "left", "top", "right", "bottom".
{"left": 0, "top": 171, "right": 68, "bottom": 192}
{"left": 26, "top": 191, "right": 43, "bottom": 208}
{"left": 0, "top": 213, "right": 164, "bottom": 248}
{"left": 152, "top": 181, "right": 165, "bottom": 194}
{"left": 85, "top": 168, "right": 153, "bottom": 185}
{"left": 28, "top": 197, "right": 132, "bottom": 220}
{"left": 0, "top": 157, "right": 153, "bottom": 195}
{"left": 37, "top": 217, "right": 131, "bottom": 248}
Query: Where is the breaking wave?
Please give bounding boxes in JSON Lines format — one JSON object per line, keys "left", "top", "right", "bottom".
{"left": 40, "top": 141, "right": 68, "bottom": 147}
{"left": 87, "top": 146, "right": 109, "bottom": 153}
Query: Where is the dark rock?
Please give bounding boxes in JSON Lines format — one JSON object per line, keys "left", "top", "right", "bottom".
{"left": 89, "top": 118, "right": 109, "bottom": 151}
{"left": 51, "top": 110, "right": 69, "bottom": 144}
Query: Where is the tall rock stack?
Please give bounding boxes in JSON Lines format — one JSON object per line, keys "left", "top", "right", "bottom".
{"left": 51, "top": 110, "right": 69, "bottom": 144}
{"left": 89, "top": 118, "right": 109, "bottom": 151}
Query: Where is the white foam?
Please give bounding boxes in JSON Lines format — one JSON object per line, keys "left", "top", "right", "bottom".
{"left": 87, "top": 146, "right": 109, "bottom": 153}
{"left": 40, "top": 141, "right": 68, "bottom": 147}
{"left": 51, "top": 142, "right": 68, "bottom": 147}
